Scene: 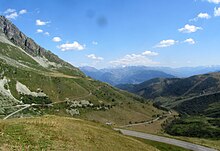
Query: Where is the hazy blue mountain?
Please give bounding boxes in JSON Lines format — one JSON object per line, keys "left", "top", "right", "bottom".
{"left": 80, "top": 66, "right": 175, "bottom": 85}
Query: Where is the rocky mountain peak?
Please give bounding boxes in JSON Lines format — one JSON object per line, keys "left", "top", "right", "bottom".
{"left": 0, "top": 15, "right": 71, "bottom": 67}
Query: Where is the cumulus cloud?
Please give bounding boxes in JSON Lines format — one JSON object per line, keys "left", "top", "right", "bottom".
{"left": 19, "top": 9, "right": 27, "bottom": 15}
{"left": 190, "top": 13, "right": 211, "bottom": 21}
{"left": 58, "top": 41, "right": 85, "bottom": 51}
{"left": 52, "top": 37, "right": 62, "bottom": 42}
{"left": 36, "top": 29, "right": 50, "bottom": 36}
{"left": 198, "top": 13, "right": 211, "bottom": 19}
{"left": 110, "top": 52, "right": 159, "bottom": 67}
{"left": 87, "top": 54, "right": 104, "bottom": 61}
{"left": 178, "top": 24, "right": 202, "bottom": 33}
{"left": 36, "top": 19, "right": 50, "bottom": 26}
{"left": 214, "top": 7, "right": 220, "bottom": 16}
{"left": 5, "top": 12, "right": 18, "bottom": 19}
{"left": 4, "top": 8, "right": 16, "bottom": 14}
{"left": 183, "top": 38, "right": 196, "bottom": 44}
{"left": 36, "top": 29, "right": 43, "bottom": 33}
{"left": 142, "top": 51, "right": 159, "bottom": 56}
{"left": 92, "top": 41, "right": 98, "bottom": 45}
{"left": 207, "top": 0, "right": 220, "bottom": 4}
{"left": 44, "top": 32, "right": 50, "bottom": 36}
{"left": 4, "top": 8, "right": 27, "bottom": 20}
{"left": 155, "top": 39, "right": 178, "bottom": 48}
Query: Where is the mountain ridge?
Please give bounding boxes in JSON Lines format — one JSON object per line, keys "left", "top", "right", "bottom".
{"left": 0, "top": 15, "right": 82, "bottom": 74}
{"left": 80, "top": 66, "right": 175, "bottom": 85}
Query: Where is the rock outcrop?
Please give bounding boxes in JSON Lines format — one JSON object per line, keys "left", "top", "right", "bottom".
{"left": 0, "top": 15, "right": 74, "bottom": 68}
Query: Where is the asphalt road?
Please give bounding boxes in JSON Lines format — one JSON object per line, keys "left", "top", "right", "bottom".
{"left": 115, "top": 129, "right": 218, "bottom": 151}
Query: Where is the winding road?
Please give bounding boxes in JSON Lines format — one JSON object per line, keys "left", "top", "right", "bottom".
{"left": 119, "top": 116, "right": 162, "bottom": 128}
{"left": 3, "top": 104, "right": 31, "bottom": 120}
{"left": 115, "top": 129, "right": 218, "bottom": 151}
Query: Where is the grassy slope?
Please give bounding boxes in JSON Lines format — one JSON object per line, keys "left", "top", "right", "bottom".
{"left": 0, "top": 116, "right": 159, "bottom": 151}
{"left": 0, "top": 42, "right": 163, "bottom": 125}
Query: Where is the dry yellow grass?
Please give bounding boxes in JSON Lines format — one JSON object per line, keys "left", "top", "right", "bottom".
{"left": 0, "top": 115, "right": 159, "bottom": 151}
{"left": 84, "top": 102, "right": 163, "bottom": 126}
{"left": 124, "top": 110, "right": 178, "bottom": 134}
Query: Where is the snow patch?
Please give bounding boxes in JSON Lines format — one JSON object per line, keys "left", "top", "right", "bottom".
{"left": 16, "top": 81, "right": 46, "bottom": 97}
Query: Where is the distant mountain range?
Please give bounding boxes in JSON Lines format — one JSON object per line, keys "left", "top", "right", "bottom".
{"left": 80, "top": 66, "right": 175, "bottom": 85}
{"left": 80, "top": 65, "right": 220, "bottom": 86}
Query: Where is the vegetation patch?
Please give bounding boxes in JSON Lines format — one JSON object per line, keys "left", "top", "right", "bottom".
{"left": 165, "top": 116, "right": 220, "bottom": 139}
{"left": 20, "top": 94, "right": 52, "bottom": 104}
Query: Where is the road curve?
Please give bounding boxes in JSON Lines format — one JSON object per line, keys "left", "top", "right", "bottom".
{"left": 3, "top": 104, "right": 31, "bottom": 120}
{"left": 115, "top": 129, "right": 217, "bottom": 151}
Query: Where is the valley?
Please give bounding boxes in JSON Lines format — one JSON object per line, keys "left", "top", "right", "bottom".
{"left": 0, "top": 1, "right": 220, "bottom": 150}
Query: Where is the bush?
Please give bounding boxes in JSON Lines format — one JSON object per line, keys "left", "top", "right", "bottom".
{"left": 165, "top": 117, "right": 220, "bottom": 139}
{"left": 21, "top": 94, "right": 52, "bottom": 104}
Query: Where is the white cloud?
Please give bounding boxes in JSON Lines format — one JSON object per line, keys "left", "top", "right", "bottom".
{"left": 110, "top": 53, "right": 159, "bottom": 67}
{"left": 4, "top": 8, "right": 16, "bottom": 14}
{"left": 178, "top": 24, "right": 202, "bottom": 33}
{"left": 36, "top": 30, "right": 50, "bottom": 36}
{"left": 155, "top": 39, "right": 178, "bottom": 48}
{"left": 207, "top": 0, "right": 220, "bottom": 4}
{"left": 5, "top": 12, "right": 18, "bottom": 19}
{"left": 183, "top": 38, "right": 196, "bottom": 44}
{"left": 214, "top": 7, "right": 220, "bottom": 16}
{"left": 36, "top": 29, "right": 43, "bottom": 33}
{"left": 58, "top": 41, "right": 85, "bottom": 51}
{"left": 198, "top": 13, "right": 211, "bottom": 19}
{"left": 142, "top": 51, "right": 159, "bottom": 56}
{"left": 190, "top": 13, "right": 211, "bottom": 21}
{"left": 92, "top": 41, "right": 98, "bottom": 45}
{"left": 36, "top": 19, "right": 50, "bottom": 26}
{"left": 19, "top": 9, "right": 27, "bottom": 15}
{"left": 52, "top": 37, "right": 62, "bottom": 42}
{"left": 4, "top": 8, "right": 27, "bottom": 20}
{"left": 44, "top": 32, "right": 50, "bottom": 36}
{"left": 87, "top": 54, "right": 104, "bottom": 61}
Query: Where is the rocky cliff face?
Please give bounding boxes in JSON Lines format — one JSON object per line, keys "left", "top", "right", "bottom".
{"left": 0, "top": 15, "right": 71, "bottom": 67}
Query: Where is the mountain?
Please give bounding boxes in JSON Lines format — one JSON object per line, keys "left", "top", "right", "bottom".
{"left": 117, "top": 72, "right": 220, "bottom": 101}
{"left": 0, "top": 16, "right": 163, "bottom": 126}
{"left": 162, "top": 66, "right": 220, "bottom": 77}
{"left": 117, "top": 72, "right": 220, "bottom": 138}
{"left": 80, "top": 66, "right": 175, "bottom": 85}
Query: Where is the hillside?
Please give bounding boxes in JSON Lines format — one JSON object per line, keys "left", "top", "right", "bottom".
{"left": 0, "top": 115, "right": 159, "bottom": 151}
{"left": 0, "top": 15, "right": 163, "bottom": 126}
{"left": 80, "top": 66, "right": 174, "bottom": 86}
{"left": 117, "top": 73, "right": 220, "bottom": 139}
{"left": 117, "top": 73, "right": 220, "bottom": 102}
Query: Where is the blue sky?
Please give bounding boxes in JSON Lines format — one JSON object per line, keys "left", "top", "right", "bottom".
{"left": 0, "top": 0, "right": 220, "bottom": 69}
